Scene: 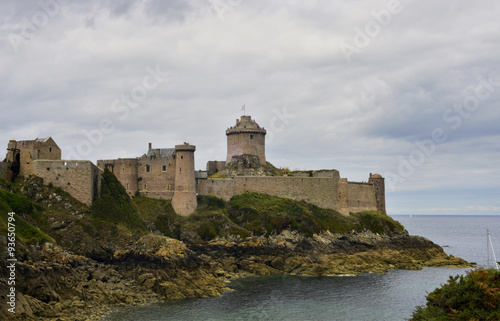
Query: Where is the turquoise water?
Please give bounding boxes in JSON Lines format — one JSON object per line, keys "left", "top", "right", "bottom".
{"left": 102, "top": 215, "right": 500, "bottom": 321}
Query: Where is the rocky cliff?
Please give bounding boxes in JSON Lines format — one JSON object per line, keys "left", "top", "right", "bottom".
{"left": 0, "top": 174, "right": 471, "bottom": 320}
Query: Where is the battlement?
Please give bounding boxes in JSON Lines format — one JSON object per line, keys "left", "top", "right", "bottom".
{"left": 175, "top": 142, "right": 196, "bottom": 152}
{"left": 226, "top": 115, "right": 266, "bottom": 135}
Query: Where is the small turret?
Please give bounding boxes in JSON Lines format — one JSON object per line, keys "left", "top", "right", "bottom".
{"left": 172, "top": 143, "right": 197, "bottom": 216}
{"left": 369, "top": 173, "right": 386, "bottom": 212}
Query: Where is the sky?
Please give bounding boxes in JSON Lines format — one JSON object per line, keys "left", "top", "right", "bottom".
{"left": 0, "top": 0, "right": 499, "bottom": 215}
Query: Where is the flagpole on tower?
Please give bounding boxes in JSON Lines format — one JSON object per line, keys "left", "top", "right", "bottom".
{"left": 241, "top": 104, "right": 246, "bottom": 115}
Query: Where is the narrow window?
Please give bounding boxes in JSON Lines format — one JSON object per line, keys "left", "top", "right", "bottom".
{"left": 179, "top": 167, "right": 182, "bottom": 173}
{"left": 49, "top": 147, "right": 52, "bottom": 152}
{"left": 250, "top": 134, "right": 254, "bottom": 141}
{"left": 181, "top": 155, "right": 183, "bottom": 159}
{"left": 162, "top": 165, "right": 167, "bottom": 172}
{"left": 146, "top": 165, "right": 150, "bottom": 172}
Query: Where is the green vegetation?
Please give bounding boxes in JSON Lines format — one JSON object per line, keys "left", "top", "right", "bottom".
{"left": 412, "top": 268, "right": 500, "bottom": 320}
{"left": 142, "top": 192, "right": 403, "bottom": 242}
{"left": 90, "top": 168, "right": 147, "bottom": 233}
{"left": 227, "top": 193, "right": 403, "bottom": 237}
{"left": 352, "top": 211, "right": 405, "bottom": 235}
{"left": 146, "top": 195, "right": 248, "bottom": 241}
{"left": 1, "top": 171, "right": 402, "bottom": 247}
{"left": 0, "top": 189, "right": 54, "bottom": 244}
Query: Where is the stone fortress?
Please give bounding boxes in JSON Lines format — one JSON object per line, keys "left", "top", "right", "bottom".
{"left": 1, "top": 115, "right": 385, "bottom": 216}
{"left": 1, "top": 137, "right": 102, "bottom": 206}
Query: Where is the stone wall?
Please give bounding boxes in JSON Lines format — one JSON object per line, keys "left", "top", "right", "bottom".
{"left": 198, "top": 175, "right": 342, "bottom": 212}
{"left": 206, "top": 161, "right": 226, "bottom": 176}
{"left": 97, "top": 158, "right": 139, "bottom": 196}
{"left": 198, "top": 174, "right": 380, "bottom": 216}
{"left": 98, "top": 154, "right": 177, "bottom": 199}
{"left": 137, "top": 154, "right": 176, "bottom": 199}
{"left": 346, "top": 182, "right": 377, "bottom": 213}
{"left": 32, "top": 160, "right": 102, "bottom": 205}
{"left": 0, "top": 162, "right": 11, "bottom": 181}
{"left": 337, "top": 178, "right": 348, "bottom": 215}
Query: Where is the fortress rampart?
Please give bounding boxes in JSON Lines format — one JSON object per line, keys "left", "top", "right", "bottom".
{"left": 197, "top": 174, "right": 381, "bottom": 215}
{"left": 346, "top": 182, "right": 378, "bottom": 214}
{"left": 32, "top": 160, "right": 102, "bottom": 205}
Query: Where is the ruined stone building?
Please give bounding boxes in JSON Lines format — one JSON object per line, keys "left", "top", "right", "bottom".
{"left": 1, "top": 138, "right": 101, "bottom": 206}
{"left": 1, "top": 115, "right": 385, "bottom": 216}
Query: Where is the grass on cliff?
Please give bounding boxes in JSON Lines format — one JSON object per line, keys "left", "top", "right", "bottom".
{"left": 0, "top": 188, "right": 55, "bottom": 244}
{"left": 142, "top": 192, "right": 404, "bottom": 243}
{"left": 411, "top": 268, "right": 500, "bottom": 320}
{"left": 90, "top": 168, "right": 147, "bottom": 234}
{"left": 227, "top": 193, "right": 404, "bottom": 237}
{"left": 144, "top": 194, "right": 249, "bottom": 241}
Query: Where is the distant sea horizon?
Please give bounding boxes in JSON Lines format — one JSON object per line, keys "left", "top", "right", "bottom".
{"left": 103, "top": 215, "right": 500, "bottom": 321}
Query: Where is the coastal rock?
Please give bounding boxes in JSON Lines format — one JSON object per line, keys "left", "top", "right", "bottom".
{"left": 0, "top": 229, "right": 472, "bottom": 321}
{"left": 189, "top": 230, "right": 473, "bottom": 278}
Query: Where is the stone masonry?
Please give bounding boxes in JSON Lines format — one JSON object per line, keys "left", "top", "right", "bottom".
{"left": 1, "top": 115, "right": 385, "bottom": 216}
{"left": 2, "top": 137, "right": 100, "bottom": 206}
{"left": 198, "top": 115, "right": 386, "bottom": 216}
{"left": 226, "top": 116, "right": 266, "bottom": 165}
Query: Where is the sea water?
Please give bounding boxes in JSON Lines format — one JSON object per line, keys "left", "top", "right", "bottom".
{"left": 102, "top": 215, "right": 500, "bottom": 321}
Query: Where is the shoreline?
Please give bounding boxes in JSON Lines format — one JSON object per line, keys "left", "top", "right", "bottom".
{"left": 1, "top": 231, "right": 473, "bottom": 321}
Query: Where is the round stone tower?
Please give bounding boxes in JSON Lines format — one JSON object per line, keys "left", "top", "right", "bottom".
{"left": 226, "top": 115, "right": 266, "bottom": 165}
{"left": 172, "top": 143, "right": 197, "bottom": 216}
{"left": 369, "top": 173, "right": 386, "bottom": 213}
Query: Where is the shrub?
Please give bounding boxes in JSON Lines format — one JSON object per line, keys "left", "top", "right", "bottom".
{"left": 411, "top": 268, "right": 500, "bottom": 320}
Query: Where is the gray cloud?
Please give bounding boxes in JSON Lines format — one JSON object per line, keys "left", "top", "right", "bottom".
{"left": 1, "top": 0, "right": 499, "bottom": 215}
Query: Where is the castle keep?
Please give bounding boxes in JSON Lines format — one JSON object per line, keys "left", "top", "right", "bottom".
{"left": 2, "top": 115, "right": 385, "bottom": 216}
{"left": 226, "top": 115, "right": 266, "bottom": 165}
{"left": 198, "top": 116, "right": 385, "bottom": 215}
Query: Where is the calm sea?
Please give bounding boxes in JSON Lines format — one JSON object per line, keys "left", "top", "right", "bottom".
{"left": 102, "top": 215, "right": 500, "bottom": 321}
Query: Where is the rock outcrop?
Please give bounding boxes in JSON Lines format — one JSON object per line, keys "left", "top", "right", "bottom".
{"left": 1, "top": 230, "right": 471, "bottom": 321}
{"left": 0, "top": 177, "right": 472, "bottom": 320}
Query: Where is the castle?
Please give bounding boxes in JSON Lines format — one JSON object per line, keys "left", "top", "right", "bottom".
{"left": 1, "top": 115, "right": 385, "bottom": 216}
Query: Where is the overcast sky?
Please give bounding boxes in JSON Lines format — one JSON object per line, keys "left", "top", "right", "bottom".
{"left": 1, "top": 0, "right": 499, "bottom": 215}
